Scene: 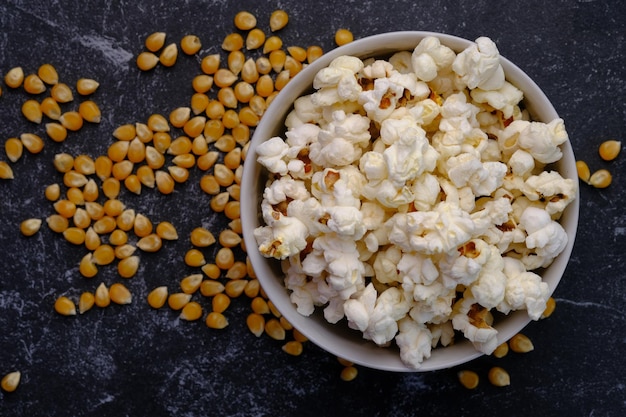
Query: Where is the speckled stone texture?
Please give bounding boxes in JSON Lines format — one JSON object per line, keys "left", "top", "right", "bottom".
{"left": 0, "top": 0, "right": 625, "bottom": 416}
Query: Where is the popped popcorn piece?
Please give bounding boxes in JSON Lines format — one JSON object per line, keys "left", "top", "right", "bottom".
{"left": 519, "top": 206, "right": 568, "bottom": 268}
{"left": 452, "top": 294, "right": 499, "bottom": 354}
{"left": 395, "top": 318, "right": 433, "bottom": 369}
{"left": 256, "top": 136, "right": 290, "bottom": 175}
{"left": 312, "top": 55, "right": 363, "bottom": 106}
{"left": 498, "top": 257, "right": 550, "bottom": 320}
{"left": 470, "top": 81, "right": 523, "bottom": 119}
{"left": 452, "top": 36, "right": 505, "bottom": 90}
{"left": 253, "top": 213, "right": 309, "bottom": 260}
{"left": 309, "top": 110, "right": 371, "bottom": 167}
{"left": 411, "top": 36, "right": 456, "bottom": 82}
{"left": 522, "top": 170, "right": 577, "bottom": 215}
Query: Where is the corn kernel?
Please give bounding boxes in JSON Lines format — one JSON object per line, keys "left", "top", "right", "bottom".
{"left": 116, "top": 209, "right": 136, "bottom": 231}
{"left": 54, "top": 296, "right": 76, "bottom": 316}
{"left": 93, "top": 244, "right": 115, "bottom": 265}
{"left": 137, "top": 234, "right": 162, "bottom": 252}
{"left": 214, "top": 69, "right": 238, "bottom": 88}
{"left": 167, "top": 166, "right": 189, "bottom": 183}
{"left": 228, "top": 50, "right": 245, "bottom": 75}
{"left": 20, "top": 133, "right": 44, "bottom": 154}
{"left": 1, "top": 371, "right": 21, "bottom": 393}
{"left": 147, "top": 113, "right": 170, "bottom": 132}
{"left": 45, "top": 183, "right": 61, "bottom": 202}
{"left": 172, "top": 153, "right": 196, "bottom": 169}
{"left": 201, "top": 263, "right": 221, "bottom": 280}
{"left": 246, "top": 313, "right": 265, "bottom": 337}
{"left": 93, "top": 216, "right": 117, "bottom": 234}
{"left": 541, "top": 297, "right": 556, "bottom": 319}
{"left": 4, "top": 67, "right": 24, "bottom": 88}
{"left": 493, "top": 342, "right": 509, "bottom": 358}
{"left": 94, "top": 283, "right": 111, "bottom": 308}
{"left": 340, "top": 366, "right": 358, "bottom": 382}
{"left": 145, "top": 146, "right": 165, "bottom": 169}
{"left": 206, "top": 311, "right": 228, "bottom": 329}
{"left": 197, "top": 151, "right": 219, "bottom": 171}
{"left": 156, "top": 221, "right": 178, "bottom": 240}
{"left": 241, "top": 58, "right": 259, "bottom": 84}
{"left": 180, "top": 274, "right": 203, "bottom": 294}
{"left": 64, "top": 227, "right": 85, "bottom": 245}
{"left": 180, "top": 301, "right": 203, "bottom": 321}
{"left": 168, "top": 135, "right": 193, "bottom": 155}
{"left": 79, "top": 253, "right": 98, "bottom": 278}
{"left": 79, "top": 292, "right": 95, "bottom": 314}
{"left": 265, "top": 318, "right": 286, "bottom": 340}
{"left": 222, "top": 33, "right": 244, "bottom": 51}
{"left": 118, "top": 255, "right": 140, "bottom": 278}
{"left": 124, "top": 174, "right": 142, "bottom": 195}
{"left": 22, "top": 99, "right": 42, "bottom": 123}
{"left": 184, "top": 248, "right": 206, "bottom": 267}
{"left": 76, "top": 78, "right": 100, "bottom": 95}
{"left": 212, "top": 293, "right": 231, "bottom": 313}
{"left": 244, "top": 278, "right": 259, "bottom": 298}
{"left": 84, "top": 227, "right": 101, "bottom": 251}
{"left": 95, "top": 155, "right": 113, "bottom": 180}
{"left": 46, "top": 214, "right": 69, "bottom": 233}
{"left": 78, "top": 100, "right": 101, "bottom": 123}
{"left": 20, "top": 218, "right": 42, "bottom": 236}
{"left": 191, "top": 92, "right": 210, "bottom": 113}
{"left": 24, "top": 73, "right": 46, "bottom": 94}
{"left": 50, "top": 82, "right": 73, "bottom": 102}
{"left": 180, "top": 34, "right": 202, "bottom": 55}
{"left": 509, "top": 333, "right": 534, "bottom": 353}
{"left": 110, "top": 283, "right": 132, "bottom": 305}
{"left": 145, "top": 31, "right": 166, "bottom": 52}
{"left": 159, "top": 43, "right": 178, "bottom": 67}
{"left": 115, "top": 244, "right": 136, "bottom": 259}
{"left": 137, "top": 165, "right": 156, "bottom": 188}
{"left": 488, "top": 366, "right": 510, "bottom": 387}
{"left": 269, "top": 10, "right": 289, "bottom": 32}
{"left": 190, "top": 227, "right": 216, "bottom": 247}
{"left": 40, "top": 97, "right": 62, "bottom": 120}
{"left": 155, "top": 170, "right": 175, "bottom": 194}
{"left": 201, "top": 54, "right": 220, "bottom": 75}
{"left": 251, "top": 297, "right": 270, "bottom": 315}
{"left": 147, "top": 286, "right": 168, "bottom": 309}
{"left": 224, "top": 279, "right": 247, "bottom": 298}
{"left": 234, "top": 11, "right": 257, "bottom": 30}
{"left": 589, "top": 169, "right": 612, "bottom": 188}
{"left": 246, "top": 28, "right": 266, "bottom": 50}
{"left": 200, "top": 280, "right": 224, "bottom": 297}
{"left": 599, "top": 140, "right": 621, "bottom": 161}
{"left": 168, "top": 292, "right": 192, "bottom": 310}
{"left": 282, "top": 340, "right": 303, "bottom": 356}
{"left": 335, "top": 28, "right": 354, "bottom": 46}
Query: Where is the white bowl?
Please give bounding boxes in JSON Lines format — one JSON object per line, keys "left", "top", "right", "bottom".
{"left": 241, "top": 31, "right": 579, "bottom": 372}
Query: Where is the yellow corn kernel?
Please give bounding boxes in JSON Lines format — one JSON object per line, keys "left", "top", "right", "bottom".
{"left": 168, "top": 107, "right": 190, "bottom": 129}
{"left": 184, "top": 248, "right": 206, "bottom": 267}
{"left": 263, "top": 36, "right": 282, "bottom": 54}
{"left": 205, "top": 101, "right": 226, "bottom": 122}
{"left": 145, "top": 146, "right": 165, "bottom": 169}
{"left": 246, "top": 28, "right": 266, "bottom": 50}
{"left": 197, "top": 151, "right": 219, "bottom": 172}
{"left": 78, "top": 100, "right": 101, "bottom": 123}
{"left": 249, "top": 95, "right": 266, "bottom": 117}
{"left": 147, "top": 286, "right": 168, "bottom": 309}
{"left": 46, "top": 214, "right": 69, "bottom": 233}
{"left": 118, "top": 255, "right": 140, "bottom": 278}
{"left": 109, "top": 229, "right": 128, "bottom": 245}
{"left": 155, "top": 221, "right": 178, "bottom": 241}
{"left": 180, "top": 274, "right": 203, "bottom": 294}
{"left": 493, "top": 342, "right": 509, "bottom": 358}
{"left": 287, "top": 45, "right": 307, "bottom": 62}
{"left": 244, "top": 278, "right": 259, "bottom": 298}
{"left": 246, "top": 313, "right": 265, "bottom": 337}
{"left": 70, "top": 154, "right": 94, "bottom": 175}
{"left": 339, "top": 366, "right": 358, "bottom": 382}
{"left": 282, "top": 340, "right": 303, "bottom": 356}
{"left": 224, "top": 201, "right": 240, "bottom": 221}
{"left": 265, "top": 91, "right": 279, "bottom": 108}
{"left": 264, "top": 318, "right": 286, "bottom": 340}
{"left": 200, "top": 54, "right": 220, "bottom": 75}
{"left": 54, "top": 199, "right": 76, "bottom": 218}
{"left": 218, "top": 229, "right": 242, "bottom": 248}
{"left": 589, "top": 169, "right": 612, "bottom": 188}
{"left": 206, "top": 311, "right": 228, "bottom": 329}
{"left": 224, "top": 279, "right": 247, "bottom": 298}
{"left": 215, "top": 164, "right": 235, "bottom": 187}
{"left": 20, "top": 218, "right": 41, "bottom": 237}
{"left": 108, "top": 141, "right": 129, "bottom": 164}
{"left": 102, "top": 177, "right": 121, "bottom": 199}
{"left": 84, "top": 202, "right": 105, "bottom": 220}
{"left": 0, "top": 371, "right": 21, "bottom": 393}
{"left": 274, "top": 70, "right": 291, "bottom": 91}
{"left": 188, "top": 227, "right": 214, "bottom": 248}
{"left": 168, "top": 135, "right": 193, "bottom": 155}
{"left": 251, "top": 296, "right": 270, "bottom": 315}
{"left": 180, "top": 301, "right": 203, "bottom": 321}
{"left": 79, "top": 292, "right": 95, "bottom": 314}
{"left": 599, "top": 140, "right": 621, "bottom": 161}
{"left": 155, "top": 170, "right": 175, "bottom": 194}
{"left": 82, "top": 180, "right": 98, "bottom": 202}
{"left": 183, "top": 115, "right": 206, "bottom": 138}
{"left": 112, "top": 123, "right": 136, "bottom": 141}
{"left": 168, "top": 292, "right": 191, "bottom": 310}
{"left": 201, "top": 263, "right": 221, "bottom": 280}
{"left": 181, "top": 34, "right": 201, "bottom": 55}
{"left": 293, "top": 328, "right": 308, "bottom": 343}
{"left": 115, "top": 244, "right": 137, "bottom": 259}
{"left": 127, "top": 137, "right": 147, "bottom": 163}
{"left": 269, "top": 49, "right": 286, "bottom": 73}
{"left": 92, "top": 216, "right": 117, "bottom": 234}
{"left": 84, "top": 227, "right": 101, "bottom": 251}
{"left": 39, "top": 97, "right": 61, "bottom": 120}
{"left": 255, "top": 74, "right": 274, "bottom": 98}
{"left": 222, "top": 110, "right": 240, "bottom": 130}
{"left": 21, "top": 99, "right": 42, "bottom": 123}
{"left": 137, "top": 234, "right": 162, "bottom": 252}
{"left": 133, "top": 213, "right": 153, "bottom": 237}
{"left": 245, "top": 257, "right": 256, "bottom": 279}
{"left": 199, "top": 174, "right": 220, "bottom": 195}
{"left": 38, "top": 63, "right": 58, "bottom": 85}
{"left": 79, "top": 253, "right": 98, "bottom": 277}
{"left": 4, "top": 138, "right": 22, "bottom": 163}
{"left": 191, "top": 136, "right": 208, "bottom": 156}
{"left": 241, "top": 58, "right": 259, "bottom": 84}
{"left": 226, "top": 185, "right": 241, "bottom": 202}
{"left": 92, "top": 244, "right": 115, "bottom": 265}
{"left": 73, "top": 208, "right": 91, "bottom": 229}
{"left": 212, "top": 293, "right": 231, "bottom": 313}
{"left": 76, "top": 78, "right": 100, "bottom": 95}
{"left": 191, "top": 93, "right": 209, "bottom": 116}
{"left": 172, "top": 153, "right": 195, "bottom": 169}
{"left": 65, "top": 187, "right": 85, "bottom": 206}
{"left": 234, "top": 11, "right": 256, "bottom": 30}
{"left": 269, "top": 9, "right": 289, "bottom": 31}
{"left": 214, "top": 68, "right": 238, "bottom": 88}
{"left": 45, "top": 183, "right": 61, "bottom": 202}
{"left": 94, "top": 155, "right": 113, "bottom": 180}
{"left": 124, "top": 174, "right": 142, "bottom": 195}
{"left": 136, "top": 165, "right": 155, "bottom": 188}
{"left": 335, "top": 28, "right": 354, "bottom": 46}
{"left": 136, "top": 51, "right": 159, "bottom": 71}
{"left": 541, "top": 297, "right": 556, "bottom": 319}
{"left": 509, "top": 333, "right": 534, "bottom": 353}
{"left": 222, "top": 33, "right": 243, "bottom": 52}
{"left": 59, "top": 111, "right": 84, "bottom": 131}
{"left": 279, "top": 316, "right": 293, "bottom": 331}
{"left": 159, "top": 43, "right": 178, "bottom": 67}
{"left": 233, "top": 125, "right": 251, "bottom": 148}
{"left": 200, "top": 280, "right": 224, "bottom": 297}
{"left": 94, "top": 282, "right": 111, "bottom": 308}
{"left": 210, "top": 192, "right": 230, "bottom": 213}
{"left": 145, "top": 31, "right": 166, "bottom": 52}
{"left": 50, "top": 82, "right": 73, "bottom": 102}
{"left": 54, "top": 296, "right": 76, "bottom": 316}
{"left": 5, "top": 67, "right": 24, "bottom": 88}
{"left": 20, "top": 133, "right": 44, "bottom": 154}
{"left": 147, "top": 113, "right": 170, "bottom": 133}
{"left": 267, "top": 300, "right": 281, "bottom": 318}
{"left": 112, "top": 160, "right": 134, "bottom": 180}
{"left": 63, "top": 170, "right": 88, "bottom": 188}
{"left": 488, "top": 366, "right": 510, "bottom": 387}
{"left": 135, "top": 122, "right": 152, "bottom": 143}
{"left": 223, "top": 148, "right": 241, "bottom": 171}
{"left": 24, "top": 73, "right": 46, "bottom": 94}
{"left": 108, "top": 283, "right": 132, "bottom": 305}
{"left": 228, "top": 50, "right": 245, "bottom": 75}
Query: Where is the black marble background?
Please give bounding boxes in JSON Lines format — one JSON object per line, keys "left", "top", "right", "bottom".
{"left": 1, "top": 0, "right": 625, "bottom": 416}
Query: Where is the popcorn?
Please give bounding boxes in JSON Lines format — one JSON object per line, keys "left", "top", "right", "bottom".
{"left": 255, "top": 36, "right": 576, "bottom": 369}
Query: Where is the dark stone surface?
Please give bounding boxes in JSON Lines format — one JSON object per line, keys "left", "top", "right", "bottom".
{"left": 0, "top": 0, "right": 625, "bottom": 416}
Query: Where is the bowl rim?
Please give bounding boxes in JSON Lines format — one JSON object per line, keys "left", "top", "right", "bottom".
{"left": 241, "top": 31, "right": 580, "bottom": 372}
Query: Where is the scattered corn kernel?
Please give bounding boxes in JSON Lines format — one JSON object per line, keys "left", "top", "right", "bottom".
{"left": 599, "top": 140, "right": 621, "bottom": 161}
{"left": 200, "top": 280, "right": 225, "bottom": 297}
{"left": 206, "top": 311, "right": 229, "bottom": 329}
{"left": 234, "top": 11, "right": 257, "bottom": 30}
{"left": 509, "top": 333, "right": 534, "bottom": 353}
{"left": 5, "top": 67, "right": 24, "bottom": 88}
{"left": 224, "top": 279, "right": 247, "bottom": 298}
{"left": 493, "top": 342, "right": 509, "bottom": 358}
{"left": 457, "top": 370, "right": 479, "bottom": 389}
{"left": 335, "top": 28, "right": 354, "bottom": 46}
{"left": 340, "top": 366, "right": 358, "bottom": 382}
{"left": 541, "top": 297, "right": 556, "bottom": 319}
{"left": 222, "top": 33, "right": 244, "bottom": 51}
{"left": 0, "top": 161, "right": 14, "bottom": 179}
{"left": 589, "top": 168, "right": 612, "bottom": 188}
{"left": 168, "top": 292, "right": 192, "bottom": 310}
{"left": 156, "top": 221, "right": 178, "bottom": 240}
{"left": 76, "top": 78, "right": 100, "bottom": 95}
{"left": 109, "top": 283, "right": 132, "bottom": 305}
{"left": 180, "top": 301, "right": 203, "bottom": 321}
{"left": 246, "top": 28, "right": 266, "bottom": 50}
{"left": 201, "top": 263, "right": 221, "bottom": 280}
{"left": 147, "top": 286, "right": 168, "bottom": 309}
{"left": 79, "top": 292, "right": 95, "bottom": 314}
{"left": 79, "top": 100, "right": 101, "bottom": 123}
{"left": 118, "top": 255, "right": 140, "bottom": 278}
{"left": 180, "top": 274, "right": 203, "bottom": 294}
{"left": 20, "top": 133, "right": 44, "bottom": 154}
{"left": 181, "top": 34, "right": 202, "bottom": 55}
{"left": 184, "top": 248, "right": 206, "bottom": 267}
{"left": 50, "top": 82, "right": 73, "bottom": 102}
{"left": 282, "top": 340, "right": 303, "bottom": 356}
{"left": 94, "top": 282, "right": 111, "bottom": 308}
{"left": 201, "top": 54, "right": 221, "bottom": 75}
{"left": 137, "top": 233, "right": 162, "bottom": 252}
{"left": 1, "top": 371, "right": 21, "bottom": 393}
{"left": 264, "top": 318, "right": 286, "bottom": 340}
{"left": 246, "top": 313, "right": 265, "bottom": 337}
{"left": 212, "top": 293, "right": 231, "bottom": 313}
{"left": 159, "top": 43, "right": 178, "bottom": 67}
{"left": 269, "top": 9, "right": 289, "bottom": 32}
{"left": 22, "top": 99, "right": 43, "bottom": 123}
{"left": 54, "top": 295, "right": 77, "bottom": 316}
{"left": 20, "top": 218, "right": 42, "bottom": 236}
{"left": 488, "top": 366, "right": 511, "bottom": 387}
{"left": 24, "top": 73, "right": 46, "bottom": 94}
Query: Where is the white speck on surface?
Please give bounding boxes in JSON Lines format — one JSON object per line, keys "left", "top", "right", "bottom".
{"left": 555, "top": 298, "right": 625, "bottom": 320}
{"left": 77, "top": 34, "right": 133, "bottom": 67}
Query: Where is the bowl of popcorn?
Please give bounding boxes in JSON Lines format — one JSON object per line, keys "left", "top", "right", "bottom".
{"left": 241, "top": 31, "right": 579, "bottom": 372}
